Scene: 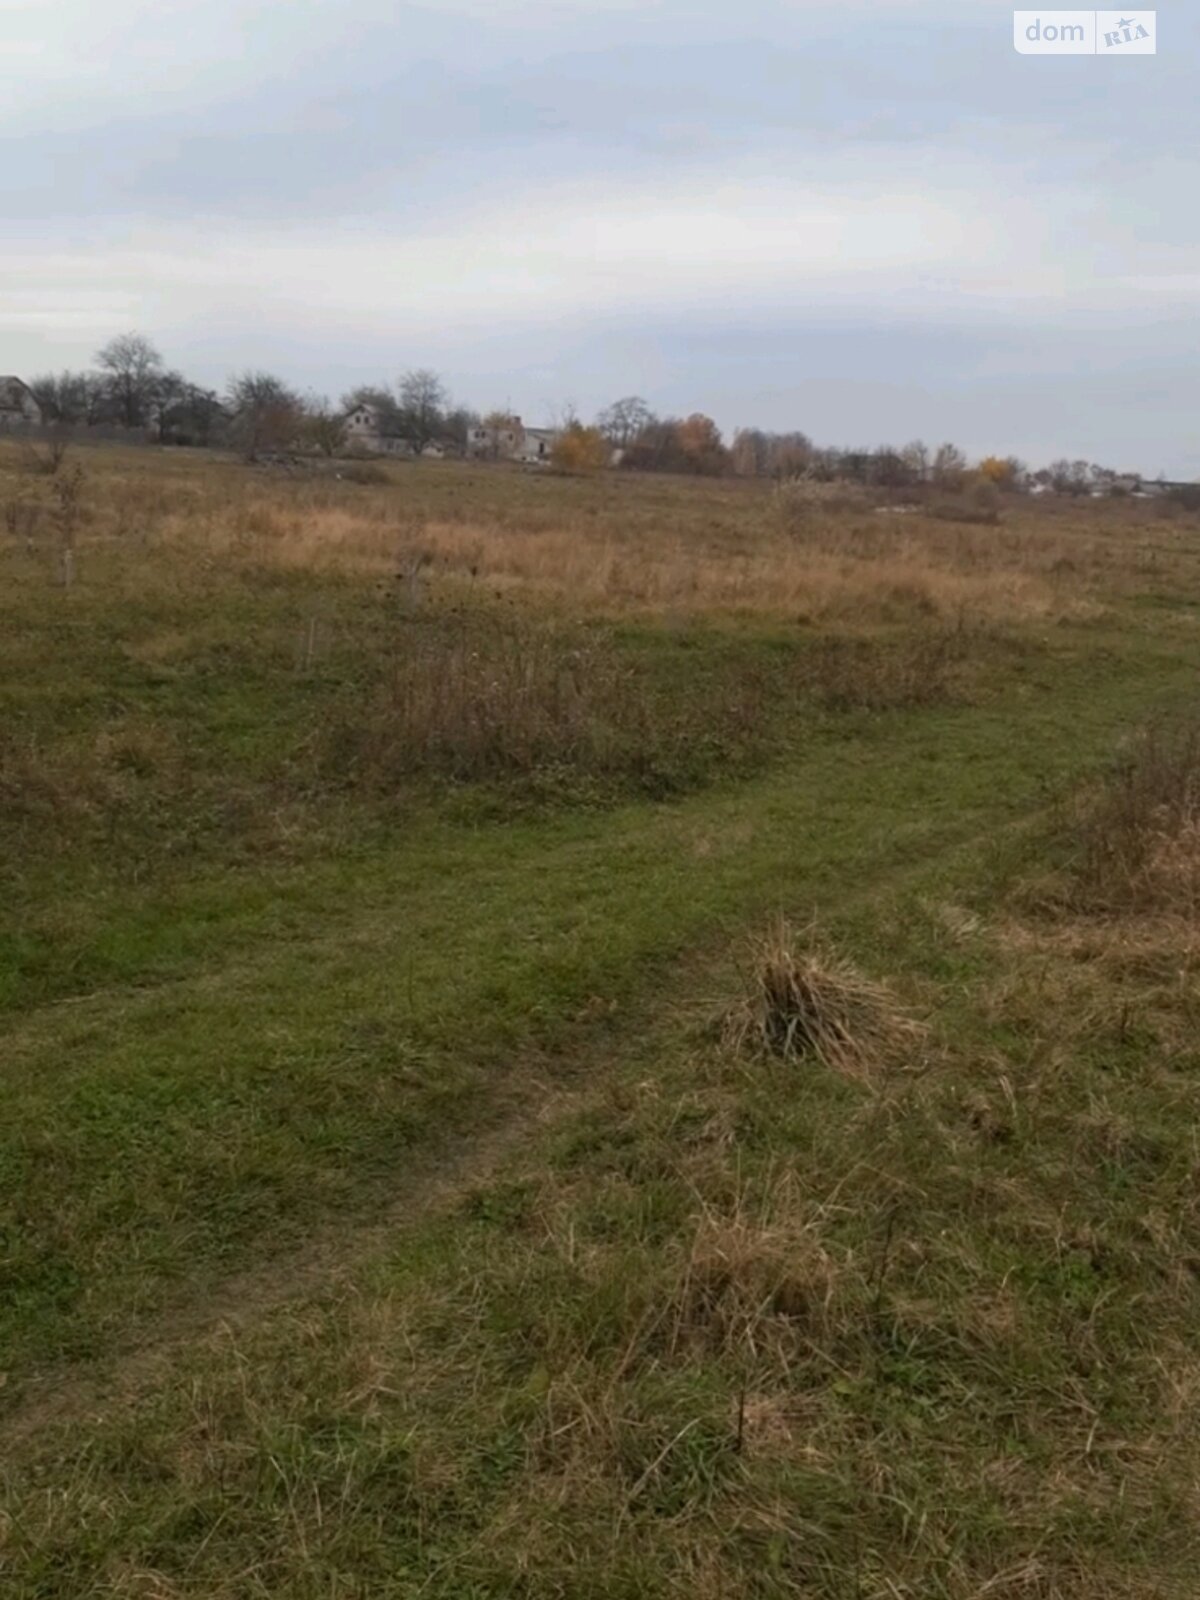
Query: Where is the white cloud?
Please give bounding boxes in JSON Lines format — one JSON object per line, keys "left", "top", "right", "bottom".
{"left": 0, "top": 161, "right": 1090, "bottom": 357}
{"left": 6, "top": 150, "right": 1186, "bottom": 381}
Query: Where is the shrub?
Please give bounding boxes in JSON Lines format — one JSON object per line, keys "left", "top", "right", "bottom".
{"left": 774, "top": 478, "right": 871, "bottom": 531}
{"left": 337, "top": 461, "right": 391, "bottom": 486}
{"left": 551, "top": 423, "right": 610, "bottom": 475}
{"left": 928, "top": 482, "right": 1002, "bottom": 526}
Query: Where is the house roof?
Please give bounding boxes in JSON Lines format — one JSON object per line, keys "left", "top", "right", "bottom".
{"left": 0, "top": 376, "right": 37, "bottom": 411}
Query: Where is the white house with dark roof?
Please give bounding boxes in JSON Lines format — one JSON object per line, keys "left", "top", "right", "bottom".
{"left": 343, "top": 402, "right": 414, "bottom": 457}
{"left": 0, "top": 377, "right": 42, "bottom": 430}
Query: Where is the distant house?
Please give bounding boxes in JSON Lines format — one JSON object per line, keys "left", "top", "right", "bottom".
{"left": 521, "top": 427, "right": 557, "bottom": 464}
{"left": 467, "top": 416, "right": 522, "bottom": 459}
{"left": 342, "top": 402, "right": 414, "bottom": 458}
{"left": 0, "top": 376, "right": 42, "bottom": 431}
{"left": 467, "top": 415, "right": 557, "bottom": 464}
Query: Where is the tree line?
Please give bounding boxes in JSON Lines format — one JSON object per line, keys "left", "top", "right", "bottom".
{"left": 25, "top": 334, "right": 1151, "bottom": 491}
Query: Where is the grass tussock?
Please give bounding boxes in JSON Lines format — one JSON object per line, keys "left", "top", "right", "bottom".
{"left": 1073, "top": 720, "right": 1200, "bottom": 915}
{"left": 723, "top": 919, "right": 925, "bottom": 1080}
{"left": 666, "top": 1187, "right": 840, "bottom": 1361}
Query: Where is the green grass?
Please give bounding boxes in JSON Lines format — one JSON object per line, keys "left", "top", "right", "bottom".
{"left": 3, "top": 448, "right": 1200, "bottom": 1596}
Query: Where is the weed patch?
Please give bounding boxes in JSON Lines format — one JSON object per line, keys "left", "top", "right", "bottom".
{"left": 809, "top": 628, "right": 968, "bottom": 710}
{"left": 1047, "top": 719, "right": 1200, "bottom": 917}
{"left": 322, "top": 606, "right": 770, "bottom": 797}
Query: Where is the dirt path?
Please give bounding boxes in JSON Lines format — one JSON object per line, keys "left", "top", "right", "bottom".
{"left": 0, "top": 798, "right": 1026, "bottom": 1457}
{"left": 0, "top": 1072, "right": 585, "bottom": 1451}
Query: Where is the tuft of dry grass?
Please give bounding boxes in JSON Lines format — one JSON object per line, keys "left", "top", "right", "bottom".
{"left": 665, "top": 1187, "right": 840, "bottom": 1363}
{"left": 723, "top": 919, "right": 926, "bottom": 1080}
{"left": 1073, "top": 720, "right": 1200, "bottom": 916}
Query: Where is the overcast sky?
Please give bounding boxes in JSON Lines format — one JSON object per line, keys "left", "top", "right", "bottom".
{"left": 3, "top": 0, "right": 1196, "bottom": 473}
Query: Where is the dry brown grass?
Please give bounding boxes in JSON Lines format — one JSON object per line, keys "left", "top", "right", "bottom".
{"left": 241, "top": 504, "right": 1091, "bottom": 623}
{"left": 665, "top": 1184, "right": 841, "bottom": 1363}
{"left": 809, "top": 628, "right": 967, "bottom": 709}
{"left": 990, "top": 718, "right": 1200, "bottom": 1083}
{"left": 1071, "top": 720, "right": 1200, "bottom": 917}
{"left": 723, "top": 919, "right": 926, "bottom": 1081}
{"left": 4, "top": 441, "right": 1195, "bottom": 627}
{"left": 325, "top": 607, "right": 764, "bottom": 790}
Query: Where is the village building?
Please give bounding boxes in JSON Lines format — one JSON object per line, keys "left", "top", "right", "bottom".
{"left": 341, "top": 402, "right": 464, "bottom": 459}
{"left": 0, "top": 377, "right": 43, "bottom": 430}
{"left": 342, "top": 402, "right": 415, "bottom": 457}
{"left": 466, "top": 416, "right": 557, "bottom": 464}
{"left": 522, "top": 427, "right": 557, "bottom": 464}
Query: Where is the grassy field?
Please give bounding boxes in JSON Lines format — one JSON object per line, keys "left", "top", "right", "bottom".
{"left": 3, "top": 441, "right": 1200, "bottom": 1597}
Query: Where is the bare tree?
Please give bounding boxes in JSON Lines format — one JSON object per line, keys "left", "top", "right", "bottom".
{"left": 1069, "top": 459, "right": 1093, "bottom": 495}
{"left": 164, "top": 384, "right": 224, "bottom": 447}
{"left": 871, "top": 447, "right": 916, "bottom": 490}
{"left": 731, "top": 428, "right": 769, "bottom": 477}
{"left": 397, "top": 369, "right": 448, "bottom": 451}
{"left": 931, "top": 442, "right": 968, "bottom": 489}
{"left": 27, "top": 371, "right": 106, "bottom": 427}
{"left": 901, "top": 440, "right": 931, "bottom": 483}
{"left": 302, "top": 395, "right": 347, "bottom": 457}
{"left": 730, "top": 428, "right": 812, "bottom": 479}
{"left": 442, "top": 405, "right": 479, "bottom": 452}
{"left": 96, "top": 333, "right": 164, "bottom": 429}
{"left": 147, "top": 369, "right": 189, "bottom": 442}
{"left": 596, "top": 396, "right": 653, "bottom": 450}
{"left": 226, "top": 371, "right": 303, "bottom": 461}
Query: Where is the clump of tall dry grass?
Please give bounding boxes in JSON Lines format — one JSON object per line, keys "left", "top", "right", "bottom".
{"left": 773, "top": 477, "right": 873, "bottom": 520}
{"left": 723, "top": 920, "right": 925, "bottom": 1080}
{"left": 666, "top": 1190, "right": 839, "bottom": 1360}
{"left": 1074, "top": 721, "right": 1200, "bottom": 916}
{"left": 809, "top": 628, "right": 967, "bottom": 710}
{"left": 324, "top": 608, "right": 765, "bottom": 792}
{"left": 927, "top": 485, "right": 1003, "bottom": 526}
